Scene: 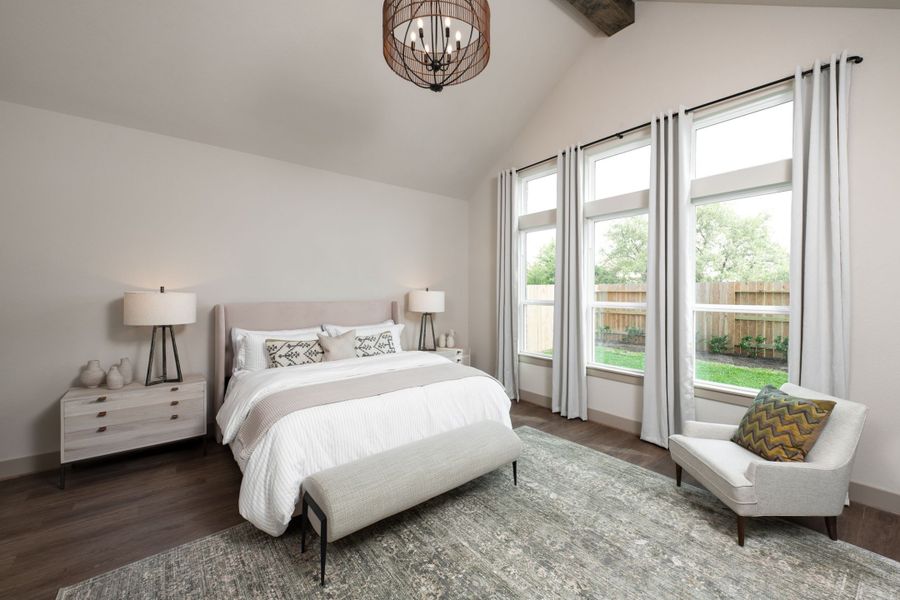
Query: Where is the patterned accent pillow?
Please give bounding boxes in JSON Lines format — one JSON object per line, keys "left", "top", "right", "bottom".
{"left": 732, "top": 385, "right": 836, "bottom": 462}
{"left": 355, "top": 331, "right": 397, "bottom": 358}
{"left": 265, "top": 338, "right": 324, "bottom": 368}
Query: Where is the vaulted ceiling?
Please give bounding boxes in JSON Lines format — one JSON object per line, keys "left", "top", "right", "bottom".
{"left": 0, "top": 1, "right": 595, "bottom": 199}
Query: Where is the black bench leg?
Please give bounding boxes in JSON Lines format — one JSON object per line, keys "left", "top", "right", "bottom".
{"left": 300, "top": 495, "right": 308, "bottom": 554}
{"left": 301, "top": 492, "right": 328, "bottom": 586}
{"left": 320, "top": 517, "right": 328, "bottom": 586}
{"left": 512, "top": 461, "right": 517, "bottom": 486}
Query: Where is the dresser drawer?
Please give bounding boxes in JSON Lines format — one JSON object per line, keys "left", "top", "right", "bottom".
{"left": 64, "top": 394, "right": 204, "bottom": 434}
{"left": 63, "top": 405, "right": 206, "bottom": 462}
{"left": 64, "top": 382, "right": 204, "bottom": 417}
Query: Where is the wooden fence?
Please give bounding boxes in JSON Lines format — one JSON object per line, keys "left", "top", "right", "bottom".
{"left": 524, "top": 282, "right": 790, "bottom": 359}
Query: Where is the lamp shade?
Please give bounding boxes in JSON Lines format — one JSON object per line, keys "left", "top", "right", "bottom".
{"left": 124, "top": 289, "right": 196, "bottom": 326}
{"left": 408, "top": 290, "right": 445, "bottom": 314}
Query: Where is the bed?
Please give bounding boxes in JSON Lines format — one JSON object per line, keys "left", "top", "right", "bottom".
{"left": 213, "top": 299, "right": 512, "bottom": 536}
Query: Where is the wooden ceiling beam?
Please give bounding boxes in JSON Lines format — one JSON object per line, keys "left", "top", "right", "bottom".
{"left": 563, "top": 0, "right": 635, "bottom": 36}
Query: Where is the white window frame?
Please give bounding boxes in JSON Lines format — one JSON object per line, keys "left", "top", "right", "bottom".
{"left": 583, "top": 133, "right": 651, "bottom": 375}
{"left": 690, "top": 86, "right": 794, "bottom": 393}
{"left": 517, "top": 161, "right": 557, "bottom": 358}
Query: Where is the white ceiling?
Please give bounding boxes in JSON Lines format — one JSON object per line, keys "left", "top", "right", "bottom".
{"left": 641, "top": 1, "right": 900, "bottom": 8}
{"left": 0, "top": 1, "right": 594, "bottom": 199}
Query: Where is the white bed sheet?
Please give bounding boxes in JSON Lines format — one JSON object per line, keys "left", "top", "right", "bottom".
{"left": 217, "top": 351, "right": 512, "bottom": 536}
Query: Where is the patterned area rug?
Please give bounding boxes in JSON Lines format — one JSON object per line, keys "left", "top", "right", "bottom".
{"left": 57, "top": 427, "right": 900, "bottom": 599}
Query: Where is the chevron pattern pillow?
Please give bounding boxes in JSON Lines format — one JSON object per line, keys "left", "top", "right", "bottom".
{"left": 265, "top": 338, "right": 324, "bottom": 368}
{"left": 732, "top": 385, "right": 836, "bottom": 462}
{"left": 355, "top": 331, "right": 397, "bottom": 357}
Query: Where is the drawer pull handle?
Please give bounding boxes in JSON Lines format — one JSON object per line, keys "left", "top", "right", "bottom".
{"left": 171, "top": 400, "right": 179, "bottom": 406}
{"left": 96, "top": 396, "right": 107, "bottom": 403}
{"left": 171, "top": 414, "right": 179, "bottom": 420}
{"left": 97, "top": 426, "right": 107, "bottom": 433}
{"left": 97, "top": 411, "right": 107, "bottom": 418}
{"left": 170, "top": 387, "right": 179, "bottom": 392}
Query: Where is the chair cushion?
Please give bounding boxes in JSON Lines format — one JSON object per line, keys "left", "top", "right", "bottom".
{"left": 669, "top": 435, "right": 763, "bottom": 508}
{"left": 732, "top": 385, "right": 836, "bottom": 462}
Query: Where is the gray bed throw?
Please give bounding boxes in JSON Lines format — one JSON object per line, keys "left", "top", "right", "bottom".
{"left": 234, "top": 363, "right": 492, "bottom": 460}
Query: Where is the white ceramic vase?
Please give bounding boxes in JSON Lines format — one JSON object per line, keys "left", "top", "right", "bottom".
{"left": 80, "top": 360, "right": 104, "bottom": 388}
{"left": 118, "top": 357, "right": 134, "bottom": 385}
{"left": 106, "top": 366, "right": 124, "bottom": 390}
{"left": 438, "top": 333, "right": 447, "bottom": 348}
{"left": 446, "top": 330, "right": 456, "bottom": 348}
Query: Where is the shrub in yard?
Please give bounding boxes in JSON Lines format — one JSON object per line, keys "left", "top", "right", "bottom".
{"left": 774, "top": 335, "right": 789, "bottom": 360}
{"left": 708, "top": 335, "right": 730, "bottom": 355}
{"left": 624, "top": 326, "right": 644, "bottom": 345}
{"left": 740, "top": 335, "right": 767, "bottom": 359}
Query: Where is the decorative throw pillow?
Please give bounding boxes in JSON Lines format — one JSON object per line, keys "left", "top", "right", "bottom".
{"left": 732, "top": 385, "right": 836, "bottom": 462}
{"left": 317, "top": 330, "right": 357, "bottom": 362}
{"left": 265, "top": 339, "right": 324, "bottom": 368}
{"left": 355, "top": 331, "right": 397, "bottom": 357}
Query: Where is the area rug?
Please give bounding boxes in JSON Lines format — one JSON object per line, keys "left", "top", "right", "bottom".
{"left": 57, "top": 427, "right": 900, "bottom": 599}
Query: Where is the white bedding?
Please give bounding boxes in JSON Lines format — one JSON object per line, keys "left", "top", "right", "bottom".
{"left": 217, "top": 351, "right": 512, "bottom": 536}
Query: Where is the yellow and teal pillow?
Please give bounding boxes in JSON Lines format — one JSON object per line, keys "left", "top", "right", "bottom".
{"left": 732, "top": 385, "right": 835, "bottom": 462}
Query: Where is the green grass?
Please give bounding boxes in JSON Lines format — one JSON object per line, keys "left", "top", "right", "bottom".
{"left": 594, "top": 346, "right": 788, "bottom": 390}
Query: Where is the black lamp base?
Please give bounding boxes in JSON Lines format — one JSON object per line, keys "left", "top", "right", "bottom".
{"left": 145, "top": 325, "right": 184, "bottom": 386}
{"left": 418, "top": 313, "right": 438, "bottom": 351}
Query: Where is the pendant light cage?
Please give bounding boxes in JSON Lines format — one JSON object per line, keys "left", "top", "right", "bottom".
{"left": 383, "top": 0, "right": 491, "bottom": 92}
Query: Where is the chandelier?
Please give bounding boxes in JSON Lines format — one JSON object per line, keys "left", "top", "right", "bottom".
{"left": 382, "top": 0, "right": 491, "bottom": 92}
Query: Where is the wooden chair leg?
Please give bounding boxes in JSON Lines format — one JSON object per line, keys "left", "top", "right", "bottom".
{"left": 824, "top": 516, "right": 838, "bottom": 541}
{"left": 675, "top": 464, "right": 682, "bottom": 487}
{"left": 737, "top": 515, "right": 746, "bottom": 547}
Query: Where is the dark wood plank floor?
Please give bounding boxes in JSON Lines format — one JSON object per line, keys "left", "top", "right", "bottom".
{"left": 1, "top": 401, "right": 897, "bottom": 599}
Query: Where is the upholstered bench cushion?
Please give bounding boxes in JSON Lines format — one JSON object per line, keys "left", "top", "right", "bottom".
{"left": 669, "top": 435, "right": 762, "bottom": 511}
{"left": 303, "top": 421, "right": 522, "bottom": 543}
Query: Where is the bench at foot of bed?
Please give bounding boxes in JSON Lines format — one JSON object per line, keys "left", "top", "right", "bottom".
{"left": 299, "top": 420, "right": 522, "bottom": 586}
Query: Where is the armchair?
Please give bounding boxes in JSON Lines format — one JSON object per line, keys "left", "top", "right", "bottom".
{"left": 668, "top": 383, "right": 868, "bottom": 546}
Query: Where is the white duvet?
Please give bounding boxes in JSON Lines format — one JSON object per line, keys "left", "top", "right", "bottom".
{"left": 217, "top": 351, "right": 512, "bottom": 536}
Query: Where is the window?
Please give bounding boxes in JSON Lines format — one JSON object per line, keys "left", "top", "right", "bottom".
{"left": 694, "top": 101, "right": 793, "bottom": 179}
{"left": 521, "top": 170, "right": 557, "bottom": 215}
{"left": 518, "top": 162, "right": 558, "bottom": 356}
{"left": 590, "top": 213, "right": 648, "bottom": 372}
{"left": 691, "top": 92, "right": 793, "bottom": 391}
{"left": 584, "top": 137, "right": 651, "bottom": 373}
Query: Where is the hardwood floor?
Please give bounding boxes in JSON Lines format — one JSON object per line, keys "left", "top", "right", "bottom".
{"left": 1, "top": 401, "right": 897, "bottom": 599}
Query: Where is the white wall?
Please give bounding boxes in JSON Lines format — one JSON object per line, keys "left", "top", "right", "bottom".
{"left": 468, "top": 2, "right": 900, "bottom": 499}
{"left": 0, "top": 100, "right": 469, "bottom": 469}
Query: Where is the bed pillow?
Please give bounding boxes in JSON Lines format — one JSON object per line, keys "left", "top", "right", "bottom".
{"left": 355, "top": 331, "right": 398, "bottom": 357}
{"left": 324, "top": 321, "right": 404, "bottom": 352}
{"left": 232, "top": 327, "right": 323, "bottom": 371}
{"left": 317, "top": 330, "right": 357, "bottom": 362}
{"left": 264, "top": 338, "right": 325, "bottom": 368}
{"left": 732, "top": 385, "right": 836, "bottom": 462}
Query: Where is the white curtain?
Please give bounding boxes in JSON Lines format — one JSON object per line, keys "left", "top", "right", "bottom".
{"left": 496, "top": 169, "right": 519, "bottom": 400}
{"left": 641, "top": 110, "right": 696, "bottom": 448}
{"left": 790, "top": 52, "right": 853, "bottom": 398}
{"left": 551, "top": 146, "right": 588, "bottom": 420}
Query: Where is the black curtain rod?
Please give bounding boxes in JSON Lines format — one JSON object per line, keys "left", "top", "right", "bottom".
{"left": 515, "top": 55, "right": 863, "bottom": 174}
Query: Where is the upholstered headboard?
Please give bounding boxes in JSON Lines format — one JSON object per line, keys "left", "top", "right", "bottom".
{"left": 213, "top": 299, "right": 400, "bottom": 433}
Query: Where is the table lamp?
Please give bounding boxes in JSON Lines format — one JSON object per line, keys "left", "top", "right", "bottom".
{"left": 124, "top": 286, "right": 197, "bottom": 385}
{"left": 408, "top": 289, "right": 445, "bottom": 351}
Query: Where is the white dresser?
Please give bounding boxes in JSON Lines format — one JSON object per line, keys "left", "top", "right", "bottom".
{"left": 59, "top": 374, "right": 206, "bottom": 487}
{"left": 435, "top": 347, "right": 468, "bottom": 365}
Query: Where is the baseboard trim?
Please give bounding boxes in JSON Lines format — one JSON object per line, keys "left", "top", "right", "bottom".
{"left": 517, "top": 389, "right": 899, "bottom": 516}
{"left": 519, "top": 390, "right": 642, "bottom": 436}
{"left": 849, "top": 481, "right": 900, "bottom": 515}
{"left": 0, "top": 451, "right": 58, "bottom": 482}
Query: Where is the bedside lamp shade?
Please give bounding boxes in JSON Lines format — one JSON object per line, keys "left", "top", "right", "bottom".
{"left": 409, "top": 290, "right": 445, "bottom": 314}
{"left": 124, "top": 290, "right": 196, "bottom": 326}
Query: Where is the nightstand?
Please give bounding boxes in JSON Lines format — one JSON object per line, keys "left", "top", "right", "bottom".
{"left": 58, "top": 374, "right": 207, "bottom": 488}
{"left": 435, "top": 347, "right": 468, "bottom": 365}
